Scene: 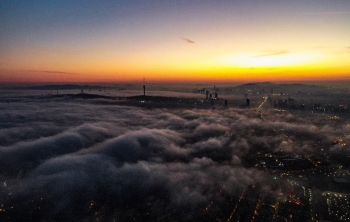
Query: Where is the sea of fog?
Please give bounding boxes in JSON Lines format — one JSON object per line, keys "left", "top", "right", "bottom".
{"left": 0, "top": 88, "right": 349, "bottom": 221}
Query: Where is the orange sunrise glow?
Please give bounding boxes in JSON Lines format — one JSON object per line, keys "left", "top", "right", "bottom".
{"left": 0, "top": 1, "right": 349, "bottom": 83}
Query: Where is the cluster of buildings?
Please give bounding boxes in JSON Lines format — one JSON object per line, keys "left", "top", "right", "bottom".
{"left": 312, "top": 103, "right": 348, "bottom": 114}
{"left": 251, "top": 148, "right": 350, "bottom": 222}
{"left": 272, "top": 96, "right": 349, "bottom": 115}
{"left": 322, "top": 192, "right": 350, "bottom": 221}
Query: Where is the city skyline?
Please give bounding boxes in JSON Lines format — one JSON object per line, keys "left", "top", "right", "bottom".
{"left": 1, "top": 0, "right": 350, "bottom": 83}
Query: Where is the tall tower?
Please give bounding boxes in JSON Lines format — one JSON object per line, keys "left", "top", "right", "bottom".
{"left": 246, "top": 98, "right": 250, "bottom": 107}
{"left": 143, "top": 78, "right": 146, "bottom": 96}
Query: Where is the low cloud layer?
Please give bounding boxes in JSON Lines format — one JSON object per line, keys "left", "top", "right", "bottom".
{"left": 0, "top": 95, "right": 347, "bottom": 221}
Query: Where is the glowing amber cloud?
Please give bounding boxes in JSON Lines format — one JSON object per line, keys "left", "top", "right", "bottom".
{"left": 208, "top": 51, "right": 326, "bottom": 69}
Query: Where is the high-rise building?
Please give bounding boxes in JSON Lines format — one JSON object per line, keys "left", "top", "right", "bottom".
{"left": 143, "top": 78, "right": 146, "bottom": 96}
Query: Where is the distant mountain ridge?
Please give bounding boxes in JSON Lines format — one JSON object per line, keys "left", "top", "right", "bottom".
{"left": 223, "top": 82, "right": 349, "bottom": 97}
{"left": 25, "top": 84, "right": 108, "bottom": 90}
{"left": 234, "top": 82, "right": 328, "bottom": 91}
{"left": 8, "top": 82, "right": 349, "bottom": 97}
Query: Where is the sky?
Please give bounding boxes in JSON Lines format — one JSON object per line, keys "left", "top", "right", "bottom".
{"left": 1, "top": 0, "right": 350, "bottom": 83}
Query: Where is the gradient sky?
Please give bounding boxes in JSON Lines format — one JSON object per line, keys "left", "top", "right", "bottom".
{"left": 1, "top": 0, "right": 350, "bottom": 83}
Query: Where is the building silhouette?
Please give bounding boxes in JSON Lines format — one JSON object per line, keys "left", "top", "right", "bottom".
{"left": 143, "top": 78, "right": 146, "bottom": 96}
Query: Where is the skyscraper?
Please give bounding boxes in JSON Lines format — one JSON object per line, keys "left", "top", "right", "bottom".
{"left": 143, "top": 78, "right": 146, "bottom": 96}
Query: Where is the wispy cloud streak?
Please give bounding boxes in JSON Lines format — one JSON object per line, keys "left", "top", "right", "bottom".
{"left": 253, "top": 50, "right": 289, "bottom": 57}
{"left": 180, "top": 37, "right": 195, "bottom": 43}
